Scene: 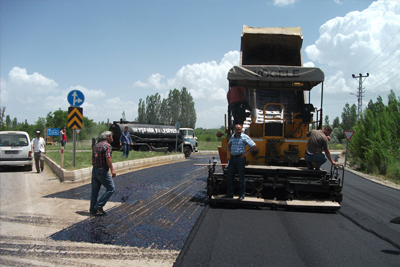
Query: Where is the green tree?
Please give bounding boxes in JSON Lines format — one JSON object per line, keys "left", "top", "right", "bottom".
{"left": 146, "top": 93, "right": 161, "bottom": 124}
{"left": 136, "top": 98, "right": 146, "bottom": 123}
{"left": 332, "top": 116, "right": 340, "bottom": 129}
{"left": 323, "top": 115, "right": 330, "bottom": 128}
{"left": 0, "top": 106, "right": 5, "bottom": 130}
{"left": 168, "top": 89, "right": 181, "bottom": 124}
{"left": 341, "top": 103, "right": 357, "bottom": 131}
{"left": 180, "top": 87, "right": 196, "bottom": 129}
{"left": 5, "top": 115, "right": 11, "bottom": 129}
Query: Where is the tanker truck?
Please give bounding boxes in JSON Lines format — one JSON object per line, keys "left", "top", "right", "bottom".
{"left": 206, "top": 26, "right": 344, "bottom": 210}
{"left": 108, "top": 120, "right": 198, "bottom": 157}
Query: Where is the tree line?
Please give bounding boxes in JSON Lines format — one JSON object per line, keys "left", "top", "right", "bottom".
{"left": 0, "top": 107, "right": 109, "bottom": 141}
{"left": 136, "top": 87, "right": 196, "bottom": 129}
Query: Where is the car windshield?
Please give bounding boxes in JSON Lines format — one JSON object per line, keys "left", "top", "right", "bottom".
{"left": 0, "top": 134, "right": 29, "bottom": 147}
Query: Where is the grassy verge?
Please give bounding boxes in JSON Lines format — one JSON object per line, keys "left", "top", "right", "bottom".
{"left": 198, "top": 141, "right": 219, "bottom": 151}
{"left": 46, "top": 150, "right": 176, "bottom": 171}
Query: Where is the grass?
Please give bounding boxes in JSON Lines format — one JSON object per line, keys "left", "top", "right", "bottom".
{"left": 46, "top": 140, "right": 93, "bottom": 151}
{"left": 198, "top": 141, "right": 219, "bottom": 151}
{"left": 46, "top": 150, "right": 178, "bottom": 171}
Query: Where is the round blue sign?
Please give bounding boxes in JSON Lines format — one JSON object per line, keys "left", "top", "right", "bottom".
{"left": 67, "top": 90, "right": 85, "bottom": 107}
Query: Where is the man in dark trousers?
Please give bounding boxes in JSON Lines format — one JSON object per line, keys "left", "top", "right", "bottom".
{"left": 119, "top": 125, "right": 133, "bottom": 158}
{"left": 226, "top": 124, "right": 257, "bottom": 201}
{"left": 90, "top": 131, "right": 116, "bottom": 216}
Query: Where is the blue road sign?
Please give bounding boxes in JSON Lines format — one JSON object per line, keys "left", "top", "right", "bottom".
{"left": 67, "top": 90, "right": 85, "bottom": 107}
{"left": 47, "top": 128, "right": 60, "bottom": 136}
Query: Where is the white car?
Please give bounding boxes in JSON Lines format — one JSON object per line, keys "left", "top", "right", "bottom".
{"left": 0, "top": 131, "right": 33, "bottom": 171}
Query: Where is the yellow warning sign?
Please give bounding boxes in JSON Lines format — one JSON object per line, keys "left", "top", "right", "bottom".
{"left": 68, "top": 107, "right": 83, "bottom": 129}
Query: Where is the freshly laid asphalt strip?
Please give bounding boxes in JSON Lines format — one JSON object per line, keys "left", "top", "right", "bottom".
{"left": 47, "top": 155, "right": 214, "bottom": 250}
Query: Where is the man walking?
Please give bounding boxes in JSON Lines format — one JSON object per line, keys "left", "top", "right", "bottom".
{"left": 90, "top": 131, "right": 116, "bottom": 216}
{"left": 226, "top": 124, "right": 257, "bottom": 201}
{"left": 119, "top": 125, "right": 133, "bottom": 158}
{"left": 305, "top": 126, "right": 338, "bottom": 170}
{"left": 31, "top": 131, "right": 46, "bottom": 173}
{"left": 60, "top": 127, "right": 67, "bottom": 147}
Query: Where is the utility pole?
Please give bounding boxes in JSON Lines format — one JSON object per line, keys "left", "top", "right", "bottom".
{"left": 351, "top": 73, "right": 369, "bottom": 120}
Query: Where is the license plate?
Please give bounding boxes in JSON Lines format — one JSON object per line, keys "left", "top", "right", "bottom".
{"left": 5, "top": 151, "right": 18, "bottom": 154}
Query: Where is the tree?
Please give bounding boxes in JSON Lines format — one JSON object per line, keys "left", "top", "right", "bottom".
{"left": 5, "top": 115, "right": 11, "bottom": 129}
{"left": 146, "top": 93, "right": 161, "bottom": 124}
{"left": 180, "top": 87, "right": 197, "bottom": 129}
{"left": 122, "top": 111, "right": 126, "bottom": 121}
{"left": 324, "top": 115, "right": 330, "bottom": 128}
{"left": 341, "top": 103, "right": 357, "bottom": 131}
{"left": 332, "top": 116, "right": 340, "bottom": 129}
{"left": 136, "top": 98, "right": 146, "bottom": 123}
{"left": 0, "top": 106, "right": 6, "bottom": 130}
{"left": 12, "top": 117, "right": 17, "bottom": 129}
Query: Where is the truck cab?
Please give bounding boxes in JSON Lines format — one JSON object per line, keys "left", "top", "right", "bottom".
{"left": 179, "top": 128, "right": 198, "bottom": 157}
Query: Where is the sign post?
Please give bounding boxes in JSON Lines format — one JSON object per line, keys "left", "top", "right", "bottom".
{"left": 67, "top": 90, "right": 85, "bottom": 167}
{"left": 343, "top": 130, "right": 355, "bottom": 167}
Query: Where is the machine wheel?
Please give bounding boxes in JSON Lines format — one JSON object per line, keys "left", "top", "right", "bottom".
{"left": 184, "top": 147, "right": 191, "bottom": 157}
{"left": 139, "top": 146, "right": 149, "bottom": 152}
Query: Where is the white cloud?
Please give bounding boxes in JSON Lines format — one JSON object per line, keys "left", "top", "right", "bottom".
{"left": 305, "top": 0, "right": 400, "bottom": 120}
{"left": 270, "top": 0, "right": 300, "bottom": 7}
{"left": 0, "top": 67, "right": 138, "bottom": 125}
{"left": 131, "top": 51, "right": 239, "bottom": 128}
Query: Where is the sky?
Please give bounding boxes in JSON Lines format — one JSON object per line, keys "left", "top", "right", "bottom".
{"left": 1, "top": 0, "right": 399, "bottom": 129}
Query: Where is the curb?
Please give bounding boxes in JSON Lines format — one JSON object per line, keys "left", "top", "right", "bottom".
{"left": 44, "top": 154, "right": 185, "bottom": 183}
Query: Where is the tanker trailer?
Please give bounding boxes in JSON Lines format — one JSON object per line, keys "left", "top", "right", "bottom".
{"left": 109, "top": 120, "right": 197, "bottom": 157}
{"left": 206, "top": 26, "right": 344, "bottom": 210}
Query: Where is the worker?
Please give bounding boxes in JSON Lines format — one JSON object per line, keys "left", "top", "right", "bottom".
{"left": 31, "top": 131, "right": 46, "bottom": 173}
{"left": 225, "top": 124, "right": 257, "bottom": 201}
{"left": 90, "top": 131, "right": 116, "bottom": 216}
{"left": 60, "top": 127, "right": 67, "bottom": 147}
{"left": 119, "top": 125, "right": 133, "bottom": 158}
{"left": 305, "top": 126, "right": 338, "bottom": 170}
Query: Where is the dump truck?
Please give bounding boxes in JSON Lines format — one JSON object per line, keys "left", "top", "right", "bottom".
{"left": 207, "top": 26, "right": 344, "bottom": 210}
{"left": 108, "top": 120, "right": 198, "bottom": 157}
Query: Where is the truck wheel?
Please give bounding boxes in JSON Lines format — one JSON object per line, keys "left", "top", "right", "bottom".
{"left": 139, "top": 146, "right": 149, "bottom": 152}
{"left": 184, "top": 147, "right": 191, "bottom": 157}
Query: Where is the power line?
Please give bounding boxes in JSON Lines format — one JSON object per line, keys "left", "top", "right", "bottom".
{"left": 359, "top": 28, "right": 400, "bottom": 72}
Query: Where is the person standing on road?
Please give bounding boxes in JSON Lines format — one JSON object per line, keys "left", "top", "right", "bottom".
{"left": 90, "top": 131, "right": 116, "bottom": 216}
{"left": 60, "top": 127, "right": 67, "bottom": 147}
{"left": 119, "top": 125, "right": 133, "bottom": 158}
{"left": 225, "top": 124, "right": 257, "bottom": 201}
{"left": 31, "top": 131, "right": 46, "bottom": 173}
{"left": 305, "top": 126, "right": 338, "bottom": 170}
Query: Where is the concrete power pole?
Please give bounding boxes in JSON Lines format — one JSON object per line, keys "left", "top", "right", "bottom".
{"left": 351, "top": 73, "right": 369, "bottom": 120}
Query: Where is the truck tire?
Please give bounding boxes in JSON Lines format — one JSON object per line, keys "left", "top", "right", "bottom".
{"left": 184, "top": 147, "right": 191, "bottom": 157}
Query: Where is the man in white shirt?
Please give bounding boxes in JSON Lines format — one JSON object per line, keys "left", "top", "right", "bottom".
{"left": 31, "top": 131, "right": 46, "bottom": 173}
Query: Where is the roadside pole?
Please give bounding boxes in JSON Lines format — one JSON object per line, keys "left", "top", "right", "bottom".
{"left": 60, "top": 146, "right": 64, "bottom": 168}
{"left": 73, "top": 130, "right": 76, "bottom": 167}
{"left": 343, "top": 130, "right": 355, "bottom": 167}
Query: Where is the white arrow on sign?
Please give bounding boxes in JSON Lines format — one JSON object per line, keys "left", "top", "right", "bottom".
{"left": 72, "top": 91, "right": 83, "bottom": 106}
{"left": 343, "top": 130, "right": 355, "bottom": 141}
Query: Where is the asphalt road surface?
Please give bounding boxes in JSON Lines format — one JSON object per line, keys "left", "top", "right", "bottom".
{"left": 174, "top": 156, "right": 400, "bottom": 267}
{"left": 1, "top": 154, "right": 399, "bottom": 266}
{"left": 0, "top": 155, "right": 211, "bottom": 266}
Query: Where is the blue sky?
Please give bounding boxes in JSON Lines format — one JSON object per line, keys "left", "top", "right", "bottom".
{"left": 1, "top": 0, "right": 399, "bottom": 129}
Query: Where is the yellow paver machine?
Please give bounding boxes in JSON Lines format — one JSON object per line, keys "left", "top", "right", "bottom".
{"left": 207, "top": 26, "right": 344, "bottom": 210}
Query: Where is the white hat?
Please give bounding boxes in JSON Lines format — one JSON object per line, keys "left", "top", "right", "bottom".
{"left": 36, "top": 131, "right": 40, "bottom": 134}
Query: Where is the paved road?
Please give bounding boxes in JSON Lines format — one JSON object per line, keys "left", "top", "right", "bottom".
{"left": 174, "top": 157, "right": 400, "bottom": 267}
{"left": 0, "top": 155, "right": 212, "bottom": 266}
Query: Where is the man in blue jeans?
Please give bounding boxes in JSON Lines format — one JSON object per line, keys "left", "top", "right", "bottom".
{"left": 119, "top": 125, "right": 133, "bottom": 158}
{"left": 305, "top": 126, "right": 338, "bottom": 170}
{"left": 225, "top": 124, "right": 257, "bottom": 201}
{"left": 90, "top": 131, "right": 116, "bottom": 216}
